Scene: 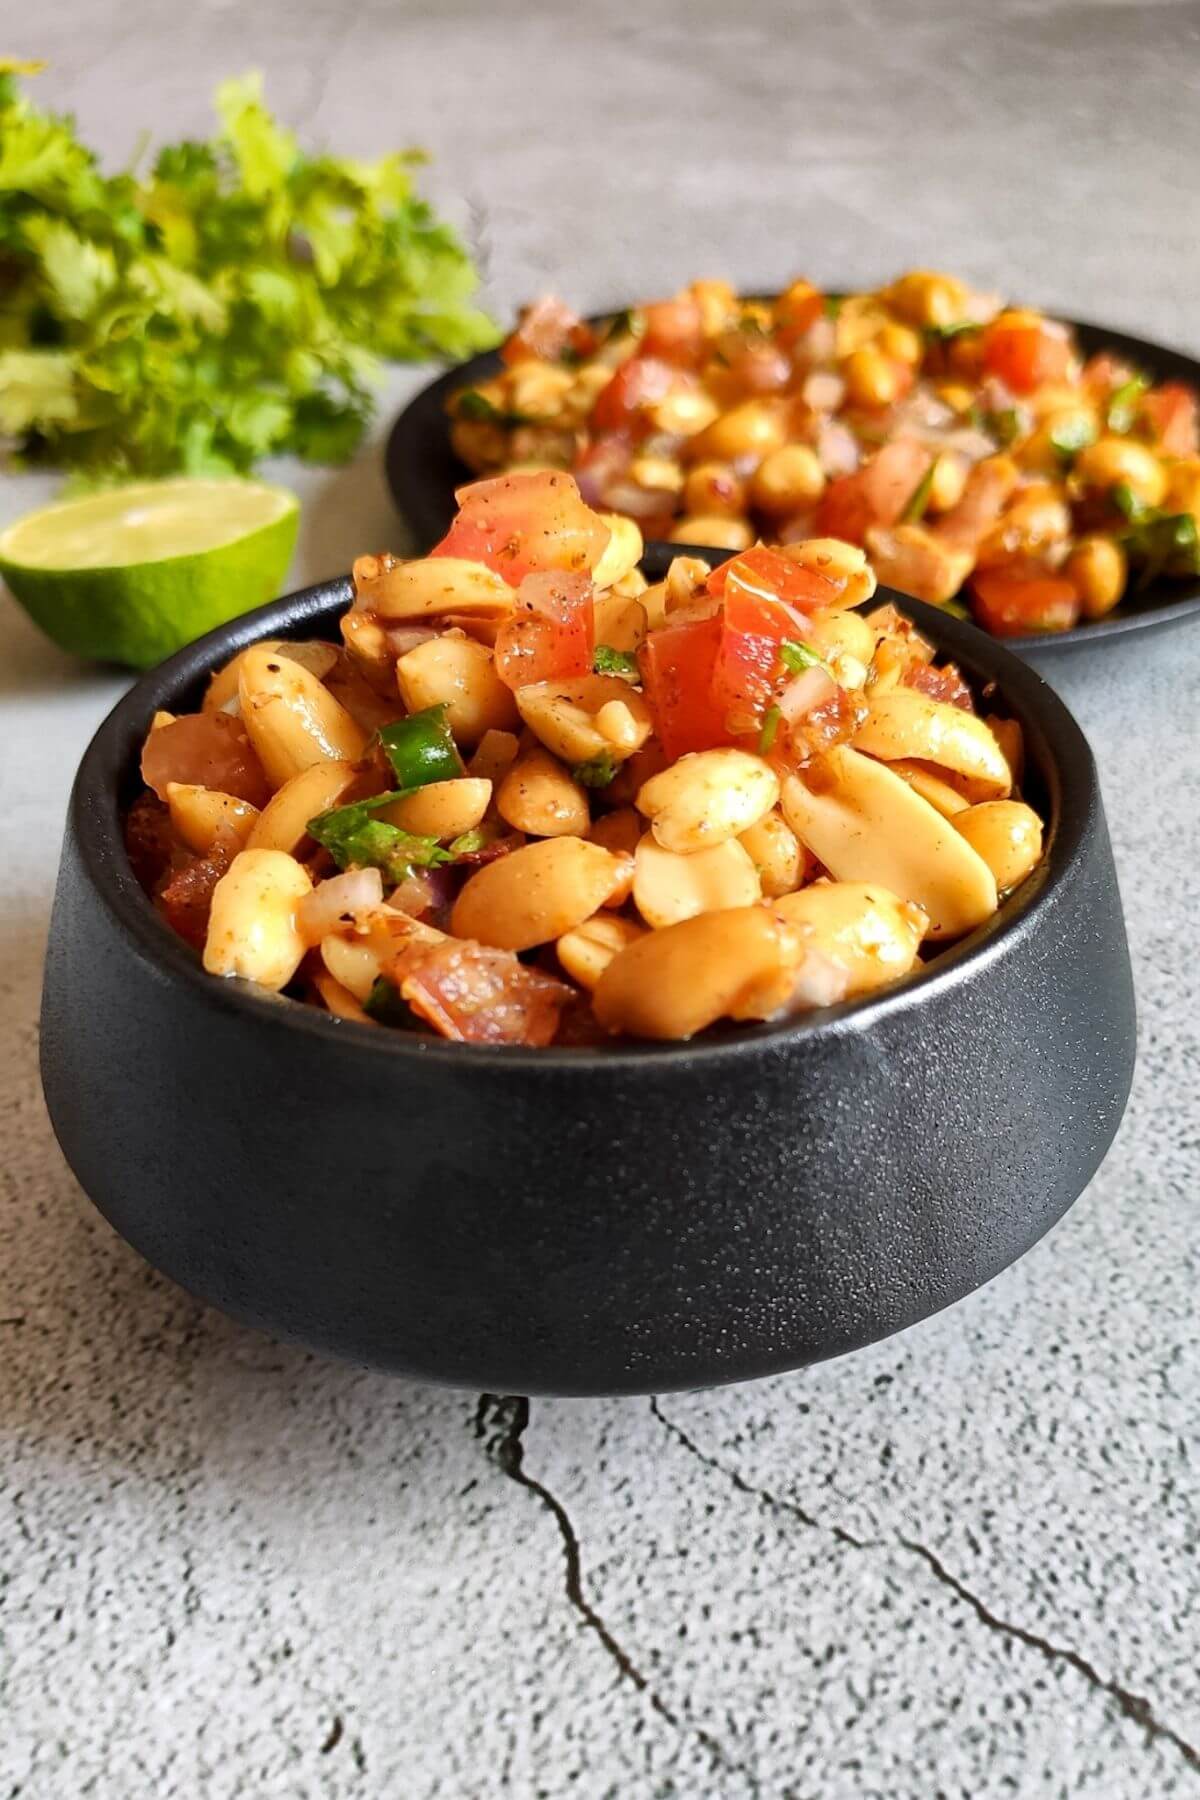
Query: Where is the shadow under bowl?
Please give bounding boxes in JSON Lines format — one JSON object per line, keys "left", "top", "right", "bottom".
{"left": 40, "top": 557, "right": 1136, "bottom": 1395}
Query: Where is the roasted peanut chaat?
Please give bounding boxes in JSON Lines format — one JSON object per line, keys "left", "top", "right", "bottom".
{"left": 127, "top": 471, "right": 1044, "bottom": 1045}
{"left": 447, "top": 273, "right": 1200, "bottom": 637}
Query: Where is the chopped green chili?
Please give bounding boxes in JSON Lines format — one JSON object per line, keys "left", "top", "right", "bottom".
{"left": 379, "top": 705, "right": 464, "bottom": 790}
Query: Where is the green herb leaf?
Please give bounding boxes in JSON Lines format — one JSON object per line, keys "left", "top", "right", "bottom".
{"left": 455, "top": 388, "right": 535, "bottom": 427}
{"left": 378, "top": 705, "right": 464, "bottom": 789}
{"left": 603, "top": 307, "right": 643, "bottom": 343}
{"left": 1121, "top": 510, "right": 1200, "bottom": 587}
{"left": 447, "top": 827, "right": 488, "bottom": 857}
{"left": 592, "top": 644, "right": 639, "bottom": 678}
{"left": 780, "top": 638, "right": 830, "bottom": 676}
{"left": 899, "top": 461, "right": 936, "bottom": 524}
{"left": 363, "top": 977, "right": 420, "bottom": 1028}
{"left": 0, "top": 66, "right": 497, "bottom": 478}
{"left": 822, "top": 295, "right": 843, "bottom": 319}
{"left": 1107, "top": 373, "right": 1150, "bottom": 435}
{"left": 1112, "top": 482, "right": 1148, "bottom": 523}
{"left": 308, "top": 789, "right": 453, "bottom": 881}
{"left": 1048, "top": 414, "right": 1098, "bottom": 464}
{"left": 986, "top": 407, "right": 1024, "bottom": 448}
{"left": 923, "top": 320, "right": 982, "bottom": 344}
{"left": 572, "top": 751, "right": 619, "bottom": 789}
{"left": 759, "top": 704, "right": 781, "bottom": 755}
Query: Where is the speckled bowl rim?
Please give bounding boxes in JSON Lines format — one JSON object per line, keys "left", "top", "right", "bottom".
{"left": 69, "top": 568, "right": 1094, "bottom": 1071}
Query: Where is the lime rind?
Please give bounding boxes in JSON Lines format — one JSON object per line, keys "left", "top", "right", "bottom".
{"left": 0, "top": 478, "right": 300, "bottom": 669}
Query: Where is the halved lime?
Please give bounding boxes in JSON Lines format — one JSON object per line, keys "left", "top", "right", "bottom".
{"left": 0, "top": 477, "right": 300, "bottom": 669}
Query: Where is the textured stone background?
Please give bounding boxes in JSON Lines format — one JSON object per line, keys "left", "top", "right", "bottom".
{"left": 3, "top": 1, "right": 1200, "bottom": 1794}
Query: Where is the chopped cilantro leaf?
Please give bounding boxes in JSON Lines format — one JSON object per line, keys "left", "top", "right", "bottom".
{"left": 1121, "top": 509, "right": 1200, "bottom": 587}
{"left": 364, "top": 977, "right": 420, "bottom": 1028}
{"left": 900, "top": 461, "right": 936, "bottom": 524}
{"left": 1111, "top": 482, "right": 1148, "bottom": 523}
{"left": 308, "top": 790, "right": 452, "bottom": 882}
{"left": 987, "top": 407, "right": 1024, "bottom": 448}
{"left": 923, "top": 320, "right": 982, "bottom": 344}
{"left": 780, "top": 638, "right": 830, "bottom": 676}
{"left": 759, "top": 704, "right": 782, "bottom": 755}
{"left": 572, "top": 752, "right": 618, "bottom": 788}
{"left": 823, "top": 295, "right": 843, "bottom": 319}
{"left": 447, "top": 827, "right": 488, "bottom": 857}
{"left": 1107, "top": 373, "right": 1150, "bottom": 435}
{"left": 456, "top": 389, "right": 535, "bottom": 426}
{"left": 592, "top": 644, "right": 639, "bottom": 678}
{"left": 0, "top": 66, "right": 496, "bottom": 478}
{"left": 603, "top": 307, "right": 643, "bottom": 344}
{"left": 1048, "top": 414, "right": 1098, "bottom": 463}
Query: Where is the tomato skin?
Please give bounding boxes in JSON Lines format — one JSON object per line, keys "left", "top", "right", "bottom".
{"left": 1140, "top": 383, "right": 1199, "bottom": 456}
{"left": 501, "top": 296, "right": 597, "bottom": 366}
{"left": 694, "top": 549, "right": 836, "bottom": 725}
{"left": 981, "top": 319, "right": 1072, "bottom": 394}
{"left": 814, "top": 440, "right": 930, "bottom": 543}
{"left": 641, "top": 294, "right": 704, "bottom": 365}
{"left": 970, "top": 565, "right": 1081, "bottom": 636}
{"left": 391, "top": 937, "right": 573, "bottom": 1045}
{"left": 590, "top": 356, "right": 683, "bottom": 433}
{"left": 815, "top": 472, "right": 874, "bottom": 544}
{"left": 706, "top": 544, "right": 836, "bottom": 609}
{"left": 494, "top": 570, "right": 595, "bottom": 689}
{"left": 637, "top": 613, "right": 735, "bottom": 761}
{"left": 431, "top": 472, "right": 611, "bottom": 585}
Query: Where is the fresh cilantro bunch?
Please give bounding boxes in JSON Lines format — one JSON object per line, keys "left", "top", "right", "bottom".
{"left": 0, "top": 61, "right": 496, "bottom": 477}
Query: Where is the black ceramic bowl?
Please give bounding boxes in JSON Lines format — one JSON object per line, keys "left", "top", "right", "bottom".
{"left": 386, "top": 312, "right": 1200, "bottom": 655}
{"left": 40, "top": 555, "right": 1136, "bottom": 1395}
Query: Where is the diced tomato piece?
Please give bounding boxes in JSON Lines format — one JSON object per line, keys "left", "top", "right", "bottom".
{"left": 936, "top": 457, "right": 1021, "bottom": 550}
{"left": 637, "top": 612, "right": 734, "bottom": 761}
{"left": 815, "top": 473, "right": 874, "bottom": 545}
{"left": 500, "top": 296, "right": 598, "bottom": 366}
{"left": 970, "top": 565, "right": 1081, "bottom": 636}
{"left": 813, "top": 441, "right": 930, "bottom": 543}
{"left": 641, "top": 294, "right": 704, "bottom": 365}
{"left": 590, "top": 356, "right": 685, "bottom": 433}
{"left": 902, "top": 662, "right": 973, "bottom": 710}
{"left": 572, "top": 431, "right": 633, "bottom": 508}
{"left": 709, "top": 552, "right": 834, "bottom": 722}
{"left": 141, "top": 712, "right": 270, "bottom": 808}
{"left": 1140, "top": 383, "right": 1199, "bottom": 456}
{"left": 493, "top": 570, "right": 595, "bottom": 688}
{"left": 430, "top": 472, "right": 611, "bottom": 585}
{"left": 389, "top": 938, "right": 573, "bottom": 1045}
{"left": 981, "top": 318, "right": 1073, "bottom": 394}
{"left": 706, "top": 544, "right": 837, "bottom": 609}
{"left": 860, "top": 440, "right": 933, "bottom": 525}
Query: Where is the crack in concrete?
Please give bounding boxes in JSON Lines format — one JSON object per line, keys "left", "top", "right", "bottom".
{"left": 474, "top": 1394, "right": 755, "bottom": 1790}
{"left": 650, "top": 1398, "right": 1200, "bottom": 1781}
{"left": 901, "top": 1539, "right": 1200, "bottom": 1776}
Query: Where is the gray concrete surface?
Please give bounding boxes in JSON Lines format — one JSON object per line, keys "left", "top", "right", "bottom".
{"left": 3, "top": 1, "right": 1200, "bottom": 1793}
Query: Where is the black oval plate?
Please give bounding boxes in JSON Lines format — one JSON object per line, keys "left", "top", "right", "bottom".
{"left": 385, "top": 311, "right": 1200, "bottom": 657}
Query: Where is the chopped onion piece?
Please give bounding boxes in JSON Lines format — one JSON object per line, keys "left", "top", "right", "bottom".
{"left": 778, "top": 665, "right": 838, "bottom": 725}
{"left": 297, "top": 868, "right": 384, "bottom": 945}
